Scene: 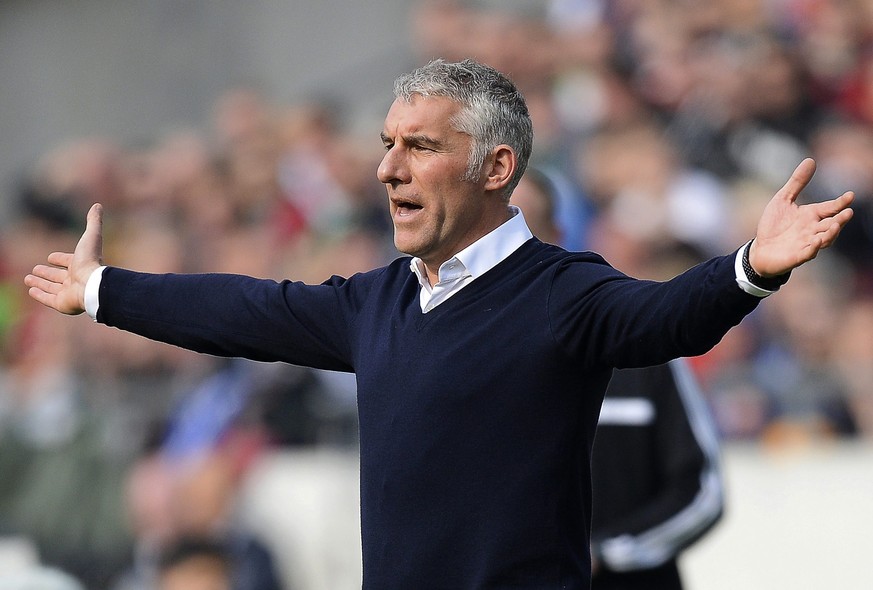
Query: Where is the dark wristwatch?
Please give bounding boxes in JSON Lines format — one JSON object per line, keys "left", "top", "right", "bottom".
{"left": 742, "top": 241, "right": 791, "bottom": 291}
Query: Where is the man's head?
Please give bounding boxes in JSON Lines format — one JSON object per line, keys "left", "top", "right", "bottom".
{"left": 379, "top": 59, "right": 533, "bottom": 276}
{"left": 511, "top": 168, "right": 562, "bottom": 246}
{"left": 158, "top": 537, "right": 231, "bottom": 590}
{"left": 392, "top": 59, "right": 533, "bottom": 198}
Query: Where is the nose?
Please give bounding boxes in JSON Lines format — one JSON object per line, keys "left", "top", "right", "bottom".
{"left": 377, "top": 145, "right": 409, "bottom": 185}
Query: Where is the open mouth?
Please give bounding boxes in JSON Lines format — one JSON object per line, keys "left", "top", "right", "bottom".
{"left": 393, "top": 199, "right": 423, "bottom": 218}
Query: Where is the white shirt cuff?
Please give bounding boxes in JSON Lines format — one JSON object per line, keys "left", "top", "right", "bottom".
{"left": 84, "top": 266, "right": 107, "bottom": 320}
{"left": 734, "top": 242, "right": 774, "bottom": 298}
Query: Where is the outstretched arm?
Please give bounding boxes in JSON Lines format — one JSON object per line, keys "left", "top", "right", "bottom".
{"left": 24, "top": 203, "right": 104, "bottom": 315}
{"left": 749, "top": 158, "right": 854, "bottom": 277}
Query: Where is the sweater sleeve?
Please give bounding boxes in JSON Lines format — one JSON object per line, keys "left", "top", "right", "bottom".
{"left": 548, "top": 250, "right": 762, "bottom": 368}
{"left": 96, "top": 267, "right": 367, "bottom": 371}
{"left": 593, "top": 359, "right": 724, "bottom": 571}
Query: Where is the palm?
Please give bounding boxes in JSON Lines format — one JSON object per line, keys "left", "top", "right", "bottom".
{"left": 25, "top": 203, "right": 104, "bottom": 315}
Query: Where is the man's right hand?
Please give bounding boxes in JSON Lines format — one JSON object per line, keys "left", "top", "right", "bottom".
{"left": 24, "top": 203, "right": 104, "bottom": 315}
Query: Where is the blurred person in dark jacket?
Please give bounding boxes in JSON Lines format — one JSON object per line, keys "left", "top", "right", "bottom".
{"left": 588, "top": 360, "right": 722, "bottom": 589}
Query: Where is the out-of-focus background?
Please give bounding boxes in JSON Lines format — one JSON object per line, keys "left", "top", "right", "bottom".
{"left": 1, "top": 1, "right": 872, "bottom": 589}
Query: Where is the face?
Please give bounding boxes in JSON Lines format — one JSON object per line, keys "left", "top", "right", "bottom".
{"left": 159, "top": 555, "right": 230, "bottom": 590}
{"left": 378, "top": 95, "right": 504, "bottom": 270}
{"left": 510, "top": 176, "right": 560, "bottom": 245}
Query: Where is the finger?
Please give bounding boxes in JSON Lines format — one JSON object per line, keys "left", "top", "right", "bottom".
{"left": 86, "top": 203, "right": 103, "bottom": 235}
{"left": 777, "top": 158, "right": 817, "bottom": 203}
{"left": 831, "top": 206, "right": 854, "bottom": 227}
{"left": 812, "top": 203, "right": 855, "bottom": 233}
{"left": 27, "top": 286, "right": 57, "bottom": 309}
{"left": 83, "top": 203, "right": 104, "bottom": 256}
{"left": 815, "top": 191, "right": 855, "bottom": 220}
{"left": 24, "top": 273, "right": 63, "bottom": 295}
{"left": 24, "top": 275, "right": 63, "bottom": 294}
{"left": 816, "top": 221, "right": 847, "bottom": 249}
{"left": 817, "top": 208, "right": 854, "bottom": 243}
{"left": 813, "top": 217, "right": 837, "bottom": 236}
{"left": 29, "top": 264, "right": 68, "bottom": 284}
{"left": 46, "top": 251, "right": 73, "bottom": 268}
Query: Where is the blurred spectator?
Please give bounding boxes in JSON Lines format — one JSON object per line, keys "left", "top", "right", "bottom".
{"left": 697, "top": 251, "right": 860, "bottom": 444}
{"left": 210, "top": 87, "right": 284, "bottom": 226}
{"left": 274, "top": 102, "right": 353, "bottom": 239}
{"left": 0, "top": 210, "right": 132, "bottom": 588}
{"left": 590, "top": 360, "right": 723, "bottom": 590}
{"left": 694, "top": 318, "right": 774, "bottom": 441}
{"left": 114, "top": 443, "right": 282, "bottom": 590}
{"left": 754, "top": 253, "right": 858, "bottom": 445}
{"left": 576, "top": 120, "right": 729, "bottom": 273}
{"left": 830, "top": 298, "right": 873, "bottom": 438}
{"left": 809, "top": 117, "right": 873, "bottom": 285}
{"left": 156, "top": 537, "right": 232, "bottom": 590}
{"left": 0, "top": 325, "right": 132, "bottom": 585}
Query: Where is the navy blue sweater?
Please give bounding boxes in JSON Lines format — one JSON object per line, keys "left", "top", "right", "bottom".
{"left": 97, "top": 238, "right": 759, "bottom": 589}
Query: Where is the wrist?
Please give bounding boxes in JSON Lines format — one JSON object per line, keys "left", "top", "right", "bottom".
{"left": 84, "top": 265, "right": 107, "bottom": 320}
{"left": 743, "top": 240, "right": 790, "bottom": 291}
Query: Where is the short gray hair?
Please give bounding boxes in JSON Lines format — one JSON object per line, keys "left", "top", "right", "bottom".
{"left": 393, "top": 59, "right": 533, "bottom": 199}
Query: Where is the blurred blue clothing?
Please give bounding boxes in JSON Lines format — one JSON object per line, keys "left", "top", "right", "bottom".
{"left": 161, "top": 360, "right": 253, "bottom": 460}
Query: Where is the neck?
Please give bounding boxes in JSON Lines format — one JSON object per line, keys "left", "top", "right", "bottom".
{"left": 420, "top": 204, "right": 514, "bottom": 286}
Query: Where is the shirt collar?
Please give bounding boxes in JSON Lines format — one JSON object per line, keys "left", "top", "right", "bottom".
{"left": 409, "top": 206, "right": 534, "bottom": 288}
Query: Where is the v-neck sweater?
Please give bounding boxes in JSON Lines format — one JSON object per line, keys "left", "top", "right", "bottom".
{"left": 96, "top": 238, "right": 760, "bottom": 589}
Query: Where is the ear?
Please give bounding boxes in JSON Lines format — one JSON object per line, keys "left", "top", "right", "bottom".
{"left": 483, "top": 145, "right": 517, "bottom": 192}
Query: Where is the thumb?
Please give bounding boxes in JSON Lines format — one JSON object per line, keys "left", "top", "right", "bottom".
{"left": 80, "top": 203, "right": 105, "bottom": 264}
{"left": 776, "top": 158, "right": 816, "bottom": 204}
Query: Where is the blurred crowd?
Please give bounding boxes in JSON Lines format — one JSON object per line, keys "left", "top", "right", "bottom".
{"left": 1, "top": 0, "right": 873, "bottom": 587}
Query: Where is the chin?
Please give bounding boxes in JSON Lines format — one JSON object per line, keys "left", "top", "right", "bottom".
{"left": 393, "top": 233, "right": 421, "bottom": 258}
{"left": 393, "top": 240, "right": 415, "bottom": 257}
{"left": 396, "top": 245, "right": 422, "bottom": 258}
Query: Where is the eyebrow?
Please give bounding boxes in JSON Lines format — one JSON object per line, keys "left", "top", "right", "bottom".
{"left": 381, "top": 132, "right": 445, "bottom": 150}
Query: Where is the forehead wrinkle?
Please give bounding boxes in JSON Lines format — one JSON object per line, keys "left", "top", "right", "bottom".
{"left": 381, "top": 96, "right": 473, "bottom": 158}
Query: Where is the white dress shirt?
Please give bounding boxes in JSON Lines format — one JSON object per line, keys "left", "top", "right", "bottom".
{"left": 411, "top": 206, "right": 533, "bottom": 313}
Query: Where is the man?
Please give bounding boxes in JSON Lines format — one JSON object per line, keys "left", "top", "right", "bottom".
{"left": 512, "top": 169, "right": 724, "bottom": 589}
{"left": 26, "top": 59, "right": 853, "bottom": 589}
